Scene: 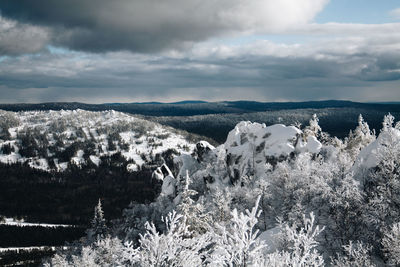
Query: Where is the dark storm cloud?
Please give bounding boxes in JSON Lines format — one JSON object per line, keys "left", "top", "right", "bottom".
{"left": 0, "top": 0, "right": 327, "bottom": 53}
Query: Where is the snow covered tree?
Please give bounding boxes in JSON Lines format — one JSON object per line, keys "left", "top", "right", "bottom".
{"left": 44, "top": 253, "right": 70, "bottom": 267}
{"left": 267, "top": 161, "right": 299, "bottom": 221}
{"left": 331, "top": 241, "right": 374, "bottom": 267}
{"left": 382, "top": 113, "right": 395, "bottom": 132}
{"left": 275, "top": 212, "right": 325, "bottom": 267}
{"left": 345, "top": 114, "right": 375, "bottom": 161}
{"left": 210, "top": 196, "right": 266, "bottom": 266}
{"left": 304, "top": 114, "right": 322, "bottom": 139}
{"left": 176, "top": 171, "right": 211, "bottom": 235}
{"left": 45, "top": 237, "right": 124, "bottom": 267}
{"left": 321, "top": 174, "right": 365, "bottom": 254}
{"left": 361, "top": 117, "right": 400, "bottom": 249}
{"left": 382, "top": 222, "right": 400, "bottom": 265}
{"left": 124, "top": 210, "right": 210, "bottom": 266}
{"left": 210, "top": 187, "right": 232, "bottom": 223}
{"left": 87, "top": 199, "right": 108, "bottom": 243}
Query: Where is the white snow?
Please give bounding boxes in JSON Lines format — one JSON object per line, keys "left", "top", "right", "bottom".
{"left": 89, "top": 155, "right": 101, "bottom": 166}
{"left": 28, "top": 158, "right": 49, "bottom": 171}
{"left": 8, "top": 127, "right": 17, "bottom": 138}
{"left": 198, "top": 140, "right": 215, "bottom": 150}
{"left": 0, "top": 246, "right": 69, "bottom": 253}
{"left": 127, "top": 163, "right": 139, "bottom": 172}
{"left": 71, "top": 150, "right": 85, "bottom": 166}
{"left": 354, "top": 128, "right": 400, "bottom": 170}
{"left": 296, "top": 135, "right": 322, "bottom": 154}
{"left": 1, "top": 217, "right": 74, "bottom": 228}
{"left": 56, "top": 161, "right": 69, "bottom": 172}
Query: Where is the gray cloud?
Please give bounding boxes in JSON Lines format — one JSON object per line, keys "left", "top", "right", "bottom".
{"left": 0, "top": 32, "right": 399, "bottom": 103}
{"left": 0, "top": 0, "right": 327, "bottom": 53}
{"left": 0, "top": 16, "right": 50, "bottom": 55}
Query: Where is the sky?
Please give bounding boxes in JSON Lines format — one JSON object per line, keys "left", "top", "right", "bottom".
{"left": 0, "top": 0, "right": 399, "bottom": 103}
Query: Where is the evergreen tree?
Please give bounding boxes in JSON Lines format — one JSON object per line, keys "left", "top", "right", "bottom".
{"left": 345, "top": 114, "right": 375, "bottom": 161}
{"left": 176, "top": 171, "right": 210, "bottom": 235}
{"left": 87, "top": 199, "right": 108, "bottom": 243}
{"left": 382, "top": 222, "right": 400, "bottom": 265}
{"left": 304, "top": 114, "right": 321, "bottom": 139}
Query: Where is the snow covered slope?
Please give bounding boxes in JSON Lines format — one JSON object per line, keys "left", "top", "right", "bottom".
{"left": 0, "top": 109, "right": 196, "bottom": 172}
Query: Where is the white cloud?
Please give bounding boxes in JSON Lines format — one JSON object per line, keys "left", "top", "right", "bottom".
{"left": 296, "top": 22, "right": 400, "bottom": 36}
{"left": 389, "top": 8, "right": 400, "bottom": 20}
{"left": 215, "top": 0, "right": 329, "bottom": 32}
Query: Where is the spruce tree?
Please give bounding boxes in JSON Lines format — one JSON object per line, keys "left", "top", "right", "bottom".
{"left": 87, "top": 199, "right": 108, "bottom": 243}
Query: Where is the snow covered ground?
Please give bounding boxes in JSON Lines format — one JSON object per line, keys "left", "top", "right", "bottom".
{"left": 0, "top": 246, "right": 65, "bottom": 253}
{"left": 1, "top": 218, "right": 74, "bottom": 228}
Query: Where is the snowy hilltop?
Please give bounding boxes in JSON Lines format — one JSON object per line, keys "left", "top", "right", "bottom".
{"left": 0, "top": 109, "right": 198, "bottom": 173}
{"left": 44, "top": 113, "right": 400, "bottom": 266}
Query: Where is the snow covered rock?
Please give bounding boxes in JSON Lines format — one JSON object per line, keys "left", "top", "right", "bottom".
{"left": 152, "top": 167, "right": 165, "bottom": 182}
{"left": 161, "top": 175, "right": 177, "bottom": 197}
{"left": 171, "top": 121, "right": 323, "bottom": 187}
{"left": 195, "top": 141, "right": 216, "bottom": 162}
{"left": 354, "top": 127, "right": 400, "bottom": 170}
{"left": 152, "top": 164, "right": 174, "bottom": 182}
{"left": 224, "top": 121, "right": 309, "bottom": 182}
{"left": 225, "top": 122, "right": 302, "bottom": 158}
